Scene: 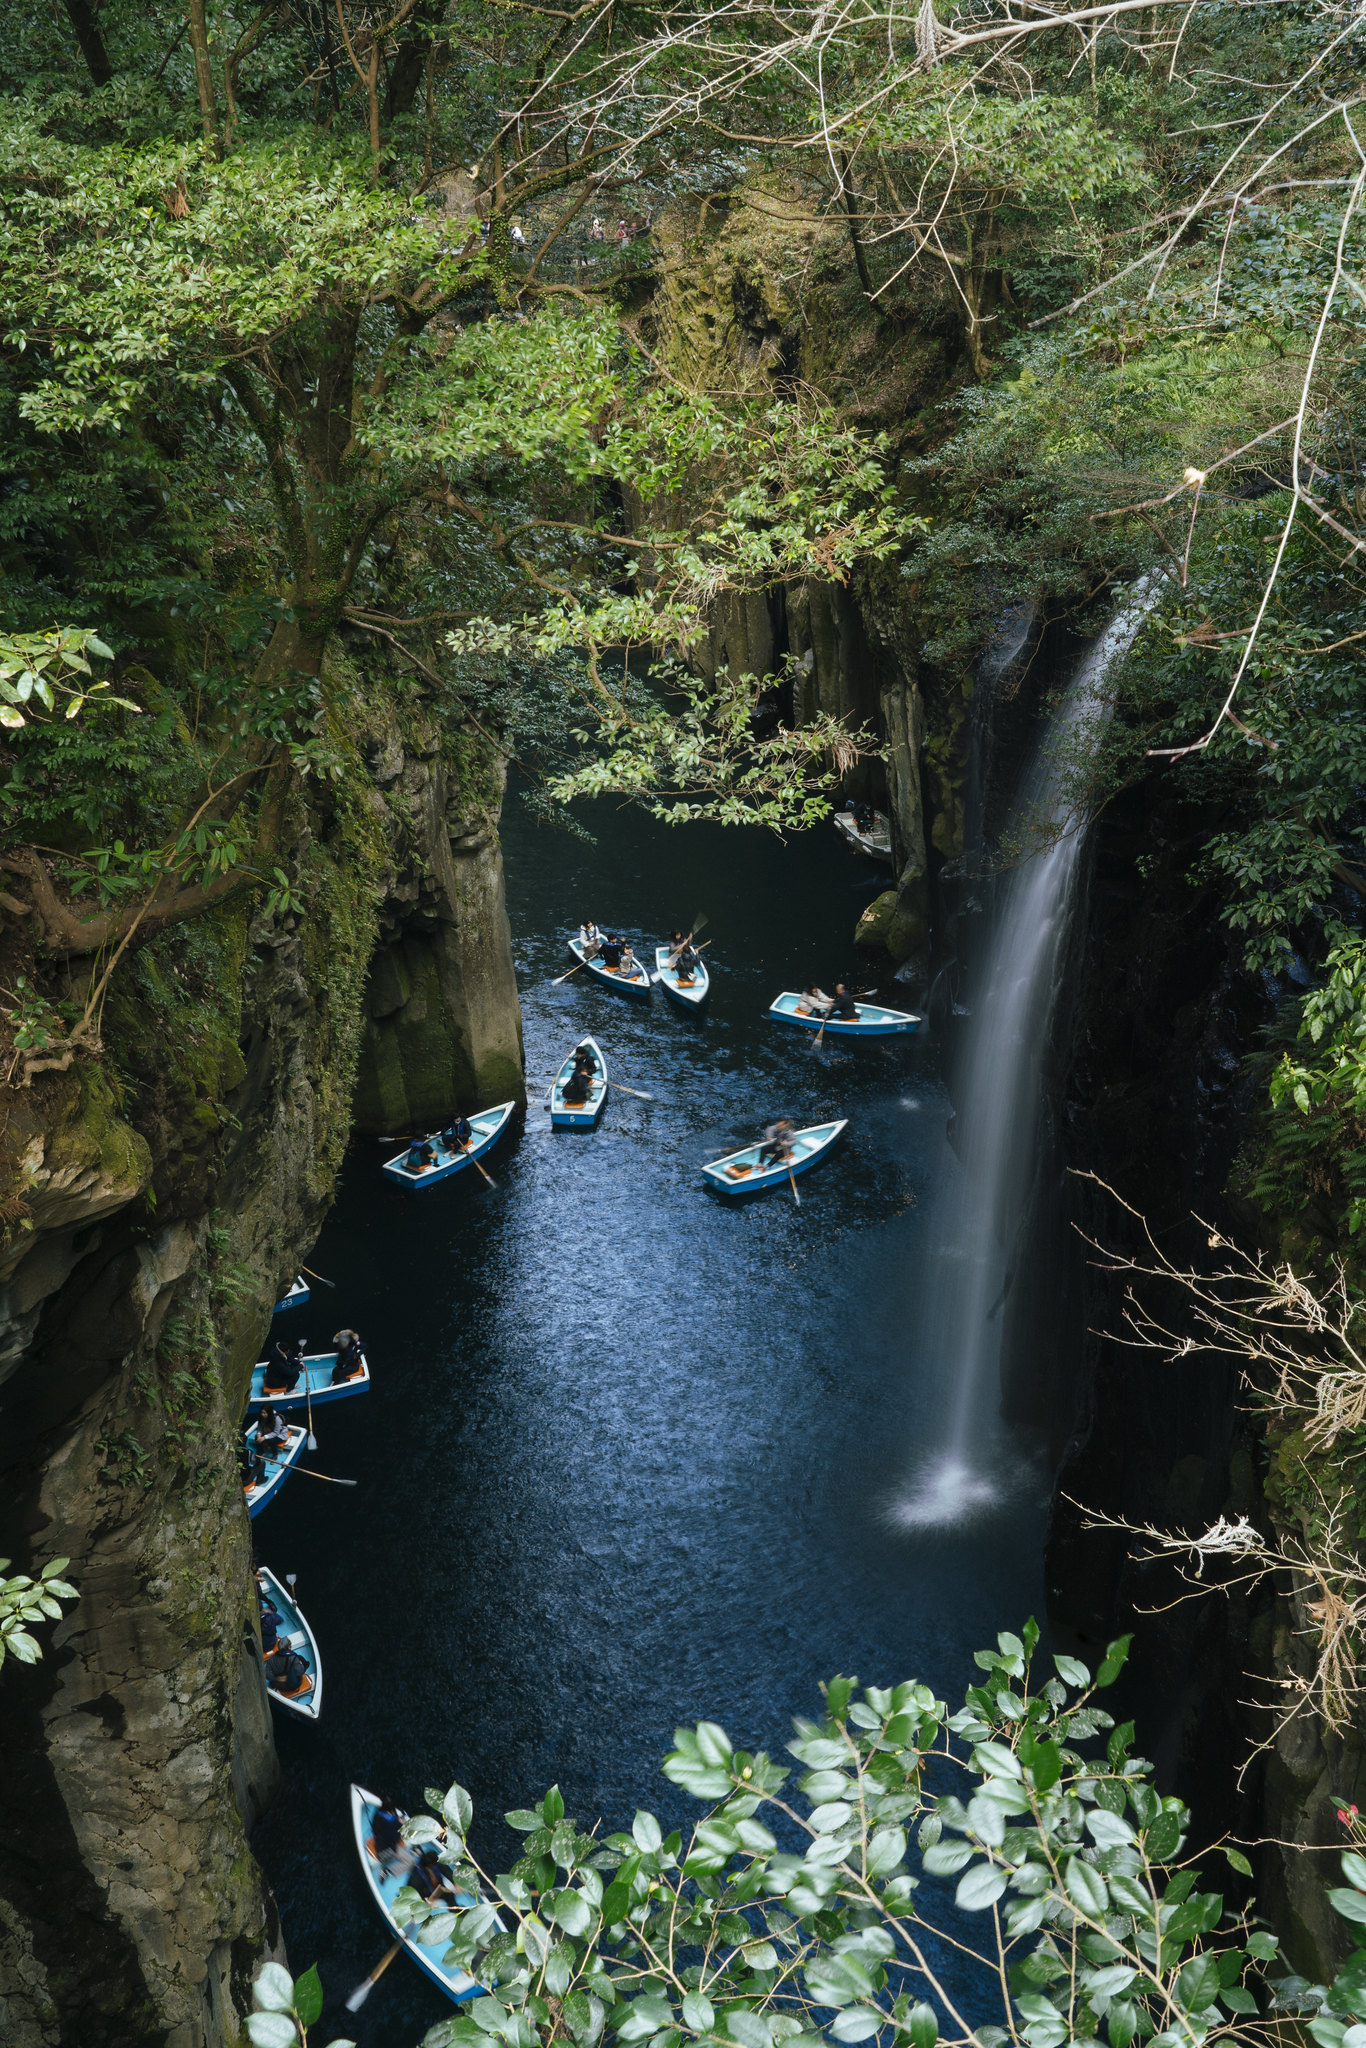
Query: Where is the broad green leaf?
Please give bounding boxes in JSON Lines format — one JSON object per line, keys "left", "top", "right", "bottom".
{"left": 247, "top": 2017, "right": 297, "bottom": 2048}
{"left": 683, "top": 1994, "right": 715, "bottom": 2032}
{"left": 1097, "top": 1636, "right": 1134, "bottom": 1687}
{"left": 292, "top": 1966, "right": 323, "bottom": 2030}
{"left": 1327, "top": 1890, "right": 1366, "bottom": 1926}
{"left": 552, "top": 1890, "right": 593, "bottom": 1936}
{"left": 956, "top": 1863, "right": 1008, "bottom": 1911}
{"left": 633, "top": 1811, "right": 663, "bottom": 1853}
{"left": 1064, "top": 1857, "right": 1109, "bottom": 1917}
{"left": 908, "top": 2002, "right": 938, "bottom": 2048}
{"left": 830, "top": 2011, "right": 881, "bottom": 2042}
{"left": 695, "top": 1722, "right": 733, "bottom": 1767}
{"left": 253, "top": 1964, "right": 295, "bottom": 2014}
{"left": 1053, "top": 1655, "right": 1091, "bottom": 1689}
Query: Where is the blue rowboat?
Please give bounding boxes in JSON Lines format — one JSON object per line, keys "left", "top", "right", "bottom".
{"left": 768, "top": 990, "right": 922, "bottom": 1037}
{"left": 381, "top": 1102, "right": 516, "bottom": 1188}
{"left": 257, "top": 1566, "right": 322, "bottom": 1722}
{"left": 248, "top": 1350, "right": 371, "bottom": 1414}
{"left": 702, "top": 1118, "right": 848, "bottom": 1195}
{"left": 242, "top": 1423, "right": 306, "bottom": 1518}
{"left": 834, "top": 810, "right": 893, "bottom": 863}
{"left": 274, "top": 1276, "right": 309, "bottom": 1313}
{"left": 654, "top": 945, "right": 710, "bottom": 1009}
{"left": 567, "top": 935, "right": 652, "bottom": 999}
{"left": 350, "top": 1784, "right": 483, "bottom": 2006}
{"left": 550, "top": 1036, "right": 608, "bottom": 1129}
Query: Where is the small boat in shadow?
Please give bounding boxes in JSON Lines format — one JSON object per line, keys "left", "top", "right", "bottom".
{"left": 834, "top": 810, "right": 893, "bottom": 863}
{"left": 381, "top": 1103, "right": 516, "bottom": 1188}
{"left": 257, "top": 1566, "right": 321, "bottom": 1721}
{"left": 273, "top": 1275, "right": 309, "bottom": 1313}
{"left": 247, "top": 1350, "right": 371, "bottom": 1414}
{"left": 242, "top": 1423, "right": 306, "bottom": 1518}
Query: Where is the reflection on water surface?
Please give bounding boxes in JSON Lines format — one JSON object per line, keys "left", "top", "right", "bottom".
{"left": 255, "top": 789, "right": 1048, "bottom": 2043}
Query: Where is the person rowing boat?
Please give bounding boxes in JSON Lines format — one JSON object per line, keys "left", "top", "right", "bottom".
{"left": 758, "top": 1120, "right": 795, "bottom": 1167}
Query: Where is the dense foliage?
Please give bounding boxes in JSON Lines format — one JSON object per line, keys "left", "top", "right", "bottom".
{"left": 2, "top": 0, "right": 1363, "bottom": 1067}
{"left": 245, "top": 1626, "right": 1366, "bottom": 2048}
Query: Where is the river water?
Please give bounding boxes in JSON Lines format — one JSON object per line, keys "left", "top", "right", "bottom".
{"left": 255, "top": 787, "right": 1050, "bottom": 2043}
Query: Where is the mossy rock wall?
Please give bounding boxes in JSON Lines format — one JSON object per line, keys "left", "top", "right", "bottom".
{"left": 0, "top": 662, "right": 523, "bottom": 2048}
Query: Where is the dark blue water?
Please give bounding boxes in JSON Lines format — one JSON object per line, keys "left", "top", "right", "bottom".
{"left": 254, "top": 789, "right": 1048, "bottom": 2042}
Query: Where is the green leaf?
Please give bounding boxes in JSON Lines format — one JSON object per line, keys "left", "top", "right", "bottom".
{"left": 1097, "top": 1636, "right": 1134, "bottom": 1687}
{"left": 830, "top": 2011, "right": 881, "bottom": 2042}
{"left": 956, "top": 1863, "right": 1008, "bottom": 1911}
{"left": 908, "top": 2002, "right": 938, "bottom": 2048}
{"left": 507, "top": 1810, "right": 542, "bottom": 1832}
{"left": 1063, "top": 1857, "right": 1109, "bottom": 1917}
{"left": 253, "top": 1964, "right": 295, "bottom": 2014}
{"left": 1028, "top": 1741, "right": 1062, "bottom": 1794}
{"left": 1053, "top": 1655, "right": 1091, "bottom": 1689}
{"left": 1144, "top": 1812, "right": 1182, "bottom": 1861}
{"left": 443, "top": 1783, "right": 474, "bottom": 1832}
{"left": 633, "top": 1811, "right": 663, "bottom": 1853}
{"left": 683, "top": 1994, "right": 715, "bottom": 2032}
{"left": 1327, "top": 1890, "right": 1366, "bottom": 1926}
{"left": 600, "top": 1880, "right": 632, "bottom": 1925}
{"left": 695, "top": 1722, "right": 733, "bottom": 1768}
{"left": 1224, "top": 1848, "right": 1254, "bottom": 1878}
{"left": 552, "top": 1890, "right": 593, "bottom": 1936}
{"left": 246, "top": 2017, "right": 296, "bottom": 2048}
{"left": 1344, "top": 1853, "right": 1366, "bottom": 1895}
{"left": 293, "top": 1966, "right": 323, "bottom": 2030}
{"left": 543, "top": 1787, "right": 565, "bottom": 1825}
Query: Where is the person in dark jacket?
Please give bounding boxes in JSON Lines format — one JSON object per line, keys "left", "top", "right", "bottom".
{"left": 259, "top": 1597, "right": 281, "bottom": 1655}
{"left": 330, "top": 1329, "right": 365, "bottom": 1385}
{"left": 410, "top": 1849, "right": 456, "bottom": 1904}
{"left": 263, "top": 1339, "right": 304, "bottom": 1394}
{"left": 828, "top": 983, "right": 859, "bottom": 1019}
{"left": 562, "top": 1066, "right": 591, "bottom": 1106}
{"left": 600, "top": 934, "right": 622, "bottom": 969}
{"left": 265, "top": 1644, "right": 309, "bottom": 1694}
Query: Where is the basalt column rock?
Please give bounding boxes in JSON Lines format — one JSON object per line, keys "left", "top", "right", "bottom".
{"left": 350, "top": 732, "right": 524, "bottom": 1134}
{"left": 0, "top": 688, "right": 524, "bottom": 2047}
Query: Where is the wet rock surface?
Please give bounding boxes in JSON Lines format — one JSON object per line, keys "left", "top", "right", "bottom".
{"left": 0, "top": 693, "right": 523, "bottom": 2047}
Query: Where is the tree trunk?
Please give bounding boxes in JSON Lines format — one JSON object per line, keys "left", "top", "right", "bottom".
{"left": 62, "top": 0, "right": 113, "bottom": 85}
{"left": 186, "top": 0, "right": 220, "bottom": 152}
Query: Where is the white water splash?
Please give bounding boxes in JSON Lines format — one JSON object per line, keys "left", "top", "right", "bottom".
{"left": 895, "top": 592, "right": 1154, "bottom": 1529}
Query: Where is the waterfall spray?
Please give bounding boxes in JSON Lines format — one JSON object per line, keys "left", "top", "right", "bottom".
{"left": 893, "top": 591, "right": 1154, "bottom": 1529}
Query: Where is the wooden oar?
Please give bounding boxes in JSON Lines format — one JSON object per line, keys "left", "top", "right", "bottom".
{"left": 652, "top": 940, "right": 711, "bottom": 984}
{"left": 377, "top": 1132, "right": 497, "bottom": 1188}
{"left": 786, "top": 1162, "right": 802, "bottom": 1207}
{"left": 664, "top": 914, "right": 709, "bottom": 967}
{"left": 608, "top": 1080, "right": 654, "bottom": 1100}
{"left": 300, "top": 1265, "right": 335, "bottom": 1289}
{"left": 345, "top": 1941, "right": 403, "bottom": 2012}
{"left": 304, "top": 1360, "right": 317, "bottom": 1452}
{"left": 293, "top": 1466, "right": 358, "bottom": 1487}
{"left": 552, "top": 960, "right": 586, "bottom": 984}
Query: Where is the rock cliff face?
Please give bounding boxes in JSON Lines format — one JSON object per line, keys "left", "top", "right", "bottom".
{"left": 641, "top": 189, "right": 965, "bottom": 978}
{"left": 0, "top": 683, "right": 523, "bottom": 2048}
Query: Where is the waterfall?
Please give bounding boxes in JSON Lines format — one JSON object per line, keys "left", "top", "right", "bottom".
{"left": 893, "top": 591, "right": 1153, "bottom": 1528}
